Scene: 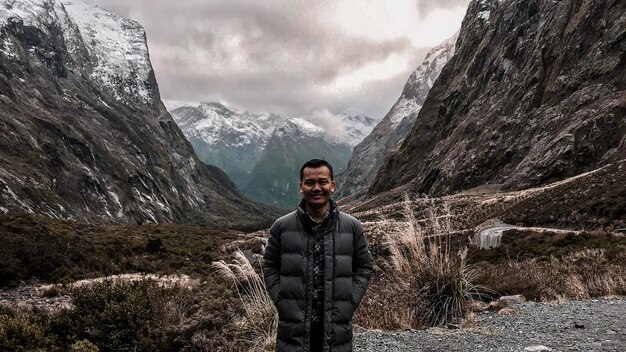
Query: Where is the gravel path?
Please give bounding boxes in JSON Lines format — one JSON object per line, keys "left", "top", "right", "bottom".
{"left": 354, "top": 298, "right": 626, "bottom": 352}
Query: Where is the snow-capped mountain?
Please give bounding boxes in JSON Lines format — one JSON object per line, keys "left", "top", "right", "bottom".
{"left": 0, "top": 0, "right": 156, "bottom": 107}
{"left": 172, "top": 103, "right": 282, "bottom": 186}
{"left": 242, "top": 119, "right": 352, "bottom": 208}
{"left": 0, "top": 0, "right": 275, "bottom": 226}
{"left": 335, "top": 33, "right": 458, "bottom": 199}
{"left": 171, "top": 103, "right": 374, "bottom": 206}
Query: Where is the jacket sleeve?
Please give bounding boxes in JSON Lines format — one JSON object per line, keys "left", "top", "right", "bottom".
{"left": 352, "top": 220, "right": 374, "bottom": 307}
{"left": 262, "top": 220, "right": 281, "bottom": 304}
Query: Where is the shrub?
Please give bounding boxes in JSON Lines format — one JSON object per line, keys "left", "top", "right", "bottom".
{"left": 64, "top": 279, "right": 190, "bottom": 352}
{"left": 70, "top": 339, "right": 99, "bottom": 352}
{"left": 474, "top": 248, "right": 626, "bottom": 301}
{"left": 146, "top": 238, "right": 166, "bottom": 254}
{"left": 0, "top": 313, "right": 56, "bottom": 351}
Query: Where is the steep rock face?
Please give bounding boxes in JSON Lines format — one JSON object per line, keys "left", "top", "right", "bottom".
{"left": 0, "top": 0, "right": 273, "bottom": 227}
{"left": 242, "top": 118, "right": 352, "bottom": 208}
{"left": 335, "top": 35, "right": 457, "bottom": 198}
{"left": 171, "top": 103, "right": 281, "bottom": 187}
{"left": 370, "top": 0, "right": 626, "bottom": 197}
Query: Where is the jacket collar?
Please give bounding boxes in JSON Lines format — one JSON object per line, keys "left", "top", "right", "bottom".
{"left": 297, "top": 198, "right": 339, "bottom": 231}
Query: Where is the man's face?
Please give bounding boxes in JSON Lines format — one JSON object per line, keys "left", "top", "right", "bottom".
{"left": 299, "top": 166, "right": 336, "bottom": 209}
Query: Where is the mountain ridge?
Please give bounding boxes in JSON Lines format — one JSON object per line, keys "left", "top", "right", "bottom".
{"left": 0, "top": 0, "right": 276, "bottom": 227}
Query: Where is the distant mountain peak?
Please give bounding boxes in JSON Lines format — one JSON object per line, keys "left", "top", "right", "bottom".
{"left": 277, "top": 118, "right": 326, "bottom": 138}
{"left": 171, "top": 104, "right": 371, "bottom": 206}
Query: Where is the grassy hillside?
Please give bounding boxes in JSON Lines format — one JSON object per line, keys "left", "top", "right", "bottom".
{"left": 497, "top": 161, "right": 626, "bottom": 229}
{"left": 0, "top": 214, "right": 265, "bottom": 351}
{"left": 0, "top": 214, "right": 247, "bottom": 287}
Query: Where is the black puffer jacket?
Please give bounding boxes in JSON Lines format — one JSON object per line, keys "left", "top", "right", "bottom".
{"left": 263, "top": 200, "right": 374, "bottom": 352}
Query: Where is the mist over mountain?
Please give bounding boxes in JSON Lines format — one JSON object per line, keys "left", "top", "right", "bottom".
{"left": 0, "top": 0, "right": 275, "bottom": 227}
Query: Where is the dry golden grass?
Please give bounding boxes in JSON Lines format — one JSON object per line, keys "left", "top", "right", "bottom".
{"left": 213, "top": 249, "right": 277, "bottom": 351}
{"left": 474, "top": 248, "right": 626, "bottom": 301}
{"left": 356, "top": 196, "right": 487, "bottom": 329}
{"left": 354, "top": 270, "right": 416, "bottom": 330}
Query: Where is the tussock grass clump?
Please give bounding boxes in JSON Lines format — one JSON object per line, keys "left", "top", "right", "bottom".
{"left": 357, "top": 197, "right": 486, "bottom": 329}
{"left": 213, "top": 249, "right": 277, "bottom": 351}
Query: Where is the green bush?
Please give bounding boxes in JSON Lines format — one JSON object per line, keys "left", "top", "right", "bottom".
{"left": 64, "top": 279, "right": 189, "bottom": 352}
{"left": 70, "top": 339, "right": 99, "bottom": 352}
{"left": 0, "top": 313, "right": 56, "bottom": 351}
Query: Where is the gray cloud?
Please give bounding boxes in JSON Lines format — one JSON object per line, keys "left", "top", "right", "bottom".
{"left": 89, "top": 0, "right": 466, "bottom": 118}
{"left": 417, "top": 0, "right": 472, "bottom": 17}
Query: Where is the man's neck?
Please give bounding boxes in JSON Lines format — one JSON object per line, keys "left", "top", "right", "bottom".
{"left": 306, "top": 202, "right": 329, "bottom": 224}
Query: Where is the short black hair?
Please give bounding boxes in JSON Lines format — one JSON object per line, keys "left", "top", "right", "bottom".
{"left": 300, "top": 159, "right": 334, "bottom": 181}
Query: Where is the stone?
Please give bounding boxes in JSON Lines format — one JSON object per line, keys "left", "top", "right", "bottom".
{"left": 495, "top": 307, "right": 517, "bottom": 316}
{"left": 499, "top": 294, "right": 527, "bottom": 305}
{"left": 524, "top": 346, "right": 552, "bottom": 351}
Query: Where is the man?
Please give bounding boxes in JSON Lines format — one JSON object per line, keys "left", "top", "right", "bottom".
{"left": 263, "top": 159, "right": 374, "bottom": 352}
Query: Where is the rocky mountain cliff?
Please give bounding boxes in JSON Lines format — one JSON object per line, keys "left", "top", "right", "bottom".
{"left": 335, "top": 34, "right": 457, "bottom": 199}
{"left": 370, "top": 0, "right": 626, "bottom": 197}
{"left": 0, "top": 0, "right": 274, "bottom": 227}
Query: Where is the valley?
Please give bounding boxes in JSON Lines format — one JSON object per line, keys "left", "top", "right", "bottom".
{"left": 0, "top": 0, "right": 624, "bottom": 351}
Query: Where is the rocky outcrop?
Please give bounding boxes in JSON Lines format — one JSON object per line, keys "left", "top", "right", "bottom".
{"left": 0, "top": 0, "right": 275, "bottom": 227}
{"left": 369, "top": 0, "right": 626, "bottom": 197}
{"left": 335, "top": 34, "right": 457, "bottom": 199}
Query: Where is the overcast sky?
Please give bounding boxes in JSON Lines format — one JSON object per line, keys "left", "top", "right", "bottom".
{"left": 89, "top": 0, "right": 470, "bottom": 119}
